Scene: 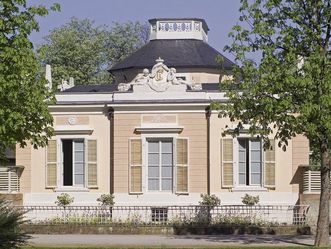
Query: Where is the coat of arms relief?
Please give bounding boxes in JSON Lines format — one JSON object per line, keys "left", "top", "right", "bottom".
{"left": 118, "top": 58, "right": 202, "bottom": 92}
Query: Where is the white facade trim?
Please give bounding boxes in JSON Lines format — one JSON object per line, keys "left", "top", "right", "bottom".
{"left": 135, "top": 127, "right": 183, "bottom": 134}
{"left": 115, "top": 110, "right": 206, "bottom": 114}
{"left": 56, "top": 94, "right": 113, "bottom": 103}
{"left": 54, "top": 187, "right": 89, "bottom": 192}
{"left": 55, "top": 125, "right": 93, "bottom": 135}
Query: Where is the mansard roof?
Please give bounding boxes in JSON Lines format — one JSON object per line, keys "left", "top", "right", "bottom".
{"left": 109, "top": 39, "right": 235, "bottom": 73}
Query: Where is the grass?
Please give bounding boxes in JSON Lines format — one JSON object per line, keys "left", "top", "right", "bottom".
{"left": 20, "top": 247, "right": 331, "bottom": 249}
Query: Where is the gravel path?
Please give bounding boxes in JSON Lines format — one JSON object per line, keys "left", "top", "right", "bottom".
{"left": 28, "top": 234, "right": 321, "bottom": 247}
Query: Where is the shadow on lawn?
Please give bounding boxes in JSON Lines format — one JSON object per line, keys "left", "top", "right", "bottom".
{"left": 168, "top": 234, "right": 314, "bottom": 247}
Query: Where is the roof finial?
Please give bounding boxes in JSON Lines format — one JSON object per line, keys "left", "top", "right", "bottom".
{"left": 156, "top": 57, "right": 164, "bottom": 63}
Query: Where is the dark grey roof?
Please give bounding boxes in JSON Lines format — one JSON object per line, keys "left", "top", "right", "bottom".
{"left": 201, "top": 83, "right": 220, "bottom": 91}
{"left": 60, "top": 83, "right": 221, "bottom": 93}
{"left": 109, "top": 39, "right": 235, "bottom": 72}
{"left": 62, "top": 84, "right": 119, "bottom": 93}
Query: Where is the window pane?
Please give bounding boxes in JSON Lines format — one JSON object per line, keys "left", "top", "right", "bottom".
{"left": 73, "top": 140, "right": 85, "bottom": 186}
{"left": 74, "top": 139, "right": 84, "bottom": 194}
{"left": 148, "top": 179, "right": 159, "bottom": 190}
{"left": 162, "top": 166, "right": 172, "bottom": 177}
{"left": 162, "top": 179, "right": 172, "bottom": 190}
{"left": 162, "top": 142, "right": 172, "bottom": 153}
{"left": 238, "top": 139, "right": 246, "bottom": 150}
{"left": 75, "top": 174, "right": 84, "bottom": 185}
{"left": 251, "top": 173, "right": 261, "bottom": 184}
{"left": 75, "top": 151, "right": 84, "bottom": 162}
{"left": 75, "top": 163, "right": 84, "bottom": 174}
{"left": 239, "top": 174, "right": 246, "bottom": 185}
{"left": 75, "top": 141, "right": 84, "bottom": 151}
{"left": 148, "top": 166, "right": 159, "bottom": 177}
{"left": 148, "top": 153, "right": 159, "bottom": 165}
{"left": 148, "top": 142, "right": 159, "bottom": 153}
{"left": 251, "top": 162, "right": 261, "bottom": 172}
{"left": 251, "top": 151, "right": 261, "bottom": 162}
{"left": 239, "top": 163, "right": 246, "bottom": 173}
{"left": 251, "top": 140, "right": 261, "bottom": 150}
{"left": 161, "top": 153, "right": 172, "bottom": 165}
{"left": 239, "top": 151, "right": 246, "bottom": 162}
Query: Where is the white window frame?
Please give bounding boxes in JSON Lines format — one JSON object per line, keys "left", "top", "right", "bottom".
{"left": 233, "top": 136, "right": 267, "bottom": 191}
{"left": 54, "top": 135, "right": 90, "bottom": 192}
{"left": 146, "top": 138, "right": 173, "bottom": 192}
{"left": 237, "top": 138, "right": 262, "bottom": 187}
{"left": 140, "top": 133, "right": 178, "bottom": 193}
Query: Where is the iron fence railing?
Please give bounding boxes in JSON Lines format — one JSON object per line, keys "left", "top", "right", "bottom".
{"left": 15, "top": 204, "right": 310, "bottom": 226}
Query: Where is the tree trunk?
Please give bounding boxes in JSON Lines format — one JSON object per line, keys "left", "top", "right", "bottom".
{"left": 315, "top": 141, "right": 330, "bottom": 246}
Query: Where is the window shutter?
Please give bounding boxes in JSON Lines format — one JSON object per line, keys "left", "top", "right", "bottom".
{"left": 221, "top": 138, "right": 233, "bottom": 188}
{"left": 87, "top": 140, "right": 98, "bottom": 188}
{"left": 46, "top": 140, "right": 57, "bottom": 188}
{"left": 264, "top": 139, "right": 276, "bottom": 188}
{"left": 129, "top": 139, "right": 142, "bottom": 193}
{"left": 176, "top": 138, "right": 188, "bottom": 193}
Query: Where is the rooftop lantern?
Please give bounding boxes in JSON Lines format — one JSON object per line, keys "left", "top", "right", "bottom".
{"left": 148, "top": 18, "right": 209, "bottom": 42}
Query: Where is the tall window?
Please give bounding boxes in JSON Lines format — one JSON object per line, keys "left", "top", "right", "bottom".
{"left": 238, "top": 138, "right": 262, "bottom": 186}
{"left": 147, "top": 139, "right": 173, "bottom": 191}
{"left": 62, "top": 139, "right": 85, "bottom": 187}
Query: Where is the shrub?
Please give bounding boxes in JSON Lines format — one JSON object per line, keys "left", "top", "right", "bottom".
{"left": 97, "top": 194, "right": 115, "bottom": 206}
{"left": 241, "top": 194, "right": 259, "bottom": 206}
{"left": 55, "top": 193, "right": 74, "bottom": 207}
{"left": 199, "top": 194, "right": 221, "bottom": 207}
{"left": 0, "top": 199, "right": 30, "bottom": 248}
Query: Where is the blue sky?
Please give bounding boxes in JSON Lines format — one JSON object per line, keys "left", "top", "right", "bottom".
{"left": 28, "top": 0, "right": 242, "bottom": 61}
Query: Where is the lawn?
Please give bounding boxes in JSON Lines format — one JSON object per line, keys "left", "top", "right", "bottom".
{"left": 20, "top": 247, "right": 330, "bottom": 249}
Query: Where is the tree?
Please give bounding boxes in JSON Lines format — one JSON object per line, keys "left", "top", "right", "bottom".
{"left": 37, "top": 18, "right": 148, "bottom": 86}
{"left": 107, "top": 21, "right": 149, "bottom": 63}
{"left": 215, "top": 0, "right": 331, "bottom": 246}
{"left": 0, "top": 199, "right": 29, "bottom": 249}
{"left": 0, "top": 0, "right": 58, "bottom": 158}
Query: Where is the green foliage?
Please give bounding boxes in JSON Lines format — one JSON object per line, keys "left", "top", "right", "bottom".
{"left": 97, "top": 194, "right": 115, "bottom": 206}
{"left": 219, "top": 0, "right": 331, "bottom": 152}
{"left": 241, "top": 194, "right": 260, "bottom": 206}
{"left": 55, "top": 193, "right": 74, "bottom": 207}
{"left": 171, "top": 213, "right": 278, "bottom": 227}
{"left": 214, "top": 214, "right": 276, "bottom": 226}
{"left": 0, "top": 0, "right": 57, "bottom": 158}
{"left": 37, "top": 18, "right": 148, "bottom": 86}
{"left": 108, "top": 22, "right": 149, "bottom": 63}
{"left": 199, "top": 194, "right": 221, "bottom": 207}
{"left": 49, "top": 215, "right": 111, "bottom": 225}
{"left": 0, "top": 199, "right": 30, "bottom": 248}
{"left": 217, "top": 0, "right": 331, "bottom": 245}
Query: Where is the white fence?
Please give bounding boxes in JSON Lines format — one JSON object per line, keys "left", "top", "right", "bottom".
{"left": 303, "top": 170, "right": 331, "bottom": 193}
{"left": 16, "top": 205, "right": 309, "bottom": 226}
